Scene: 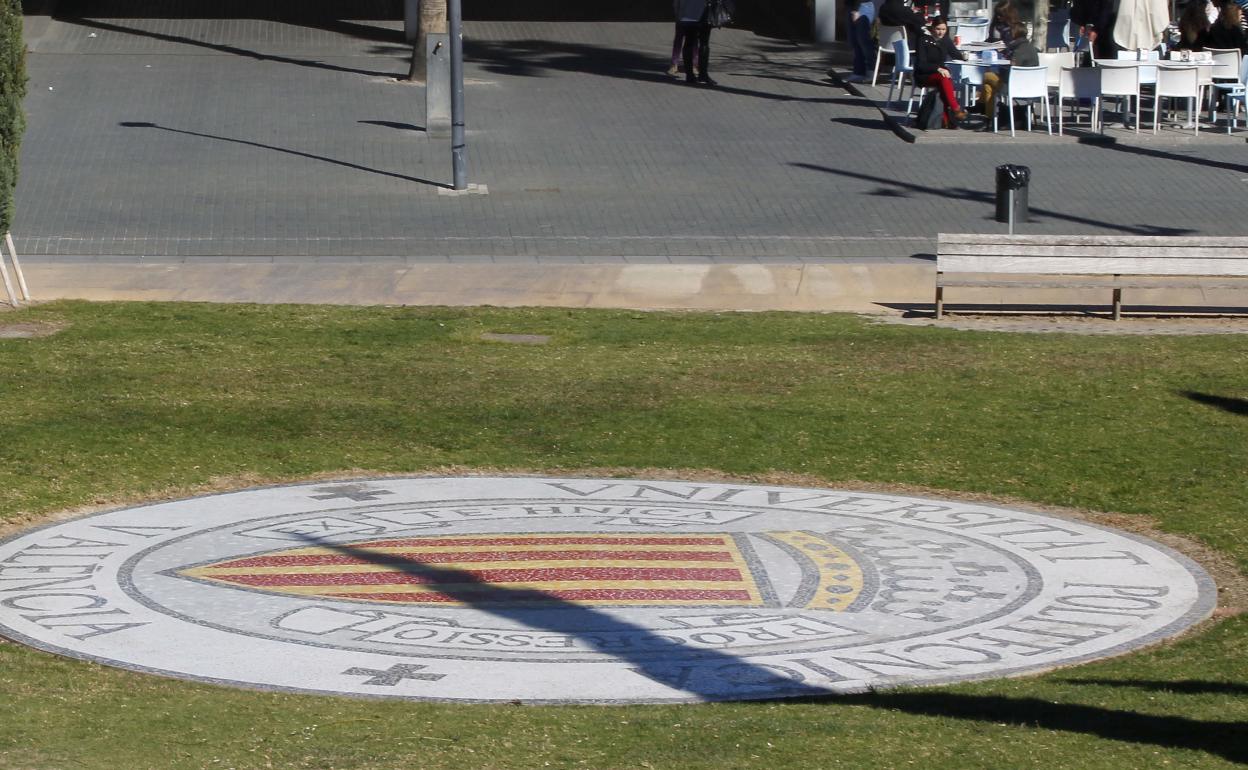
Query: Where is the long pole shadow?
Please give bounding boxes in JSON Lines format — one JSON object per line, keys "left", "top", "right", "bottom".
{"left": 836, "top": 691, "right": 1248, "bottom": 764}
{"left": 296, "top": 534, "right": 834, "bottom": 702}
{"left": 119, "top": 122, "right": 447, "bottom": 189}
{"left": 789, "top": 162, "right": 1197, "bottom": 237}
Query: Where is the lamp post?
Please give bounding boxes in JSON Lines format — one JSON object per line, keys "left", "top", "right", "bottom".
{"left": 448, "top": 0, "right": 466, "bottom": 190}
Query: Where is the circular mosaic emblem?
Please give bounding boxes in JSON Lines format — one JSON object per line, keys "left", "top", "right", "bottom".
{"left": 0, "top": 478, "right": 1215, "bottom": 703}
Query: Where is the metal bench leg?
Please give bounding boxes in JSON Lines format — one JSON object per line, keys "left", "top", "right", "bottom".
{"left": 935, "top": 283, "right": 944, "bottom": 319}
{"left": 1112, "top": 287, "right": 1122, "bottom": 321}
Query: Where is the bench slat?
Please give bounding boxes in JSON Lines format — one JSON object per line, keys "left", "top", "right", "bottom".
{"left": 936, "top": 279, "right": 1244, "bottom": 289}
{"left": 936, "top": 255, "right": 1248, "bottom": 276}
{"left": 940, "top": 244, "right": 1248, "bottom": 259}
{"left": 938, "top": 233, "right": 1248, "bottom": 248}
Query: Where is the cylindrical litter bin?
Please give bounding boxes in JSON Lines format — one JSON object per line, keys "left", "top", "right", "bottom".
{"left": 995, "top": 164, "right": 1030, "bottom": 225}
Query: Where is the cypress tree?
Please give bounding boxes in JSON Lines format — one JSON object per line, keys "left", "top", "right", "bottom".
{"left": 0, "top": 0, "right": 25, "bottom": 236}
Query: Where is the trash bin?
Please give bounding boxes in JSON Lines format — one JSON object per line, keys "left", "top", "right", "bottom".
{"left": 995, "top": 164, "right": 1030, "bottom": 226}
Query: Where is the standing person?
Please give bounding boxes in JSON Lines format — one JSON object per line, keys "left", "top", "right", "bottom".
{"left": 668, "top": 6, "right": 700, "bottom": 76}
{"left": 914, "top": 16, "right": 969, "bottom": 127}
{"left": 847, "top": 0, "right": 877, "bottom": 82}
{"left": 1072, "top": 0, "right": 1117, "bottom": 58}
{"left": 880, "top": 0, "right": 927, "bottom": 40}
{"left": 675, "top": 0, "right": 715, "bottom": 86}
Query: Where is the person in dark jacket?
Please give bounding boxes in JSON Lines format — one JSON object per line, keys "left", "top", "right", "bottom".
{"left": 1208, "top": 2, "right": 1248, "bottom": 50}
{"left": 675, "top": 0, "right": 715, "bottom": 85}
{"left": 879, "top": 0, "right": 927, "bottom": 39}
{"left": 977, "top": 22, "right": 1039, "bottom": 124}
{"left": 914, "top": 17, "right": 968, "bottom": 126}
{"left": 1177, "top": 0, "right": 1213, "bottom": 49}
{"left": 1072, "top": 0, "right": 1116, "bottom": 58}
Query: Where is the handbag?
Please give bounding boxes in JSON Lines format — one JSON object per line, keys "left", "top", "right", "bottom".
{"left": 708, "top": 0, "right": 735, "bottom": 28}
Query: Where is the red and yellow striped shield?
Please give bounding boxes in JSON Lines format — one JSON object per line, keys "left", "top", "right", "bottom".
{"left": 179, "top": 533, "right": 772, "bottom": 607}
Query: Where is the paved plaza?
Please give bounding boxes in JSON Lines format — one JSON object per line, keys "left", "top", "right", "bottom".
{"left": 16, "top": 10, "right": 1248, "bottom": 267}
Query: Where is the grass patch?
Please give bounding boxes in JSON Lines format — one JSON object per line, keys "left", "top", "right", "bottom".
{"left": 0, "top": 301, "right": 1245, "bottom": 769}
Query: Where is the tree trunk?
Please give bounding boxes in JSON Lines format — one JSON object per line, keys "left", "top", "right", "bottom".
{"left": 1032, "top": 0, "right": 1051, "bottom": 51}
{"left": 408, "top": 0, "right": 448, "bottom": 82}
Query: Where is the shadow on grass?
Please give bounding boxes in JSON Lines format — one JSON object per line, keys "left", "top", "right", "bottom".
{"left": 297, "top": 535, "right": 833, "bottom": 702}
{"left": 119, "top": 122, "right": 447, "bottom": 188}
{"left": 1180, "top": 391, "right": 1248, "bottom": 417}
{"left": 834, "top": 691, "right": 1248, "bottom": 764}
{"left": 1063, "top": 678, "right": 1248, "bottom": 696}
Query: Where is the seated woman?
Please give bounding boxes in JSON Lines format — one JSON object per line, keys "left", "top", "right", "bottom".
{"left": 987, "top": 0, "right": 1020, "bottom": 44}
{"left": 1207, "top": 2, "right": 1248, "bottom": 51}
{"left": 975, "top": 22, "right": 1039, "bottom": 126}
{"left": 914, "top": 17, "right": 968, "bottom": 127}
{"left": 1177, "top": 0, "right": 1212, "bottom": 49}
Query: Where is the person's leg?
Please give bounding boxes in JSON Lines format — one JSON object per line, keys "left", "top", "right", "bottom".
{"left": 681, "top": 22, "right": 697, "bottom": 81}
{"left": 981, "top": 72, "right": 1000, "bottom": 120}
{"left": 697, "top": 23, "right": 713, "bottom": 82}
{"left": 670, "top": 24, "right": 684, "bottom": 73}
{"left": 850, "top": 16, "right": 872, "bottom": 77}
{"left": 924, "top": 74, "right": 962, "bottom": 116}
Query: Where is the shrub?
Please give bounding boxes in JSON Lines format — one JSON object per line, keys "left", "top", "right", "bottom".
{"left": 0, "top": 0, "right": 24, "bottom": 236}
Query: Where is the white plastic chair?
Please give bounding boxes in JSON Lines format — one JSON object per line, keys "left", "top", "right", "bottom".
{"left": 1095, "top": 61, "right": 1142, "bottom": 133}
{"left": 873, "top": 25, "right": 908, "bottom": 87}
{"left": 1207, "top": 48, "right": 1242, "bottom": 81}
{"left": 1213, "top": 56, "right": 1248, "bottom": 132}
{"left": 1203, "top": 47, "right": 1243, "bottom": 117}
{"left": 958, "top": 18, "right": 990, "bottom": 43}
{"left": 1037, "top": 51, "right": 1075, "bottom": 92}
{"left": 1154, "top": 64, "right": 1202, "bottom": 134}
{"left": 1057, "top": 66, "right": 1102, "bottom": 134}
{"left": 956, "top": 60, "right": 986, "bottom": 107}
{"left": 997, "top": 65, "right": 1053, "bottom": 136}
{"left": 886, "top": 39, "right": 926, "bottom": 113}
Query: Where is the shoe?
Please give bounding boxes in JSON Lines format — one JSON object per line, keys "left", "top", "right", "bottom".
{"left": 698, "top": 76, "right": 718, "bottom": 87}
{"left": 667, "top": 64, "right": 679, "bottom": 77}
{"left": 845, "top": 74, "right": 866, "bottom": 83}
{"left": 965, "top": 103, "right": 983, "bottom": 115}
{"left": 953, "top": 110, "right": 968, "bottom": 121}
{"left": 686, "top": 76, "right": 698, "bottom": 85}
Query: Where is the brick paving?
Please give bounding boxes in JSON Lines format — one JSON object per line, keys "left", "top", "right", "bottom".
{"left": 15, "top": 13, "right": 1248, "bottom": 262}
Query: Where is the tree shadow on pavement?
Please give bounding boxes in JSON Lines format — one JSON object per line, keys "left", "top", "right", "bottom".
{"left": 56, "top": 16, "right": 404, "bottom": 79}
{"left": 294, "top": 535, "right": 835, "bottom": 702}
{"left": 119, "top": 122, "right": 447, "bottom": 189}
{"left": 790, "top": 162, "right": 1197, "bottom": 236}
{"left": 832, "top": 690, "right": 1248, "bottom": 764}
{"left": 464, "top": 39, "right": 847, "bottom": 103}
{"left": 1088, "top": 138, "right": 1248, "bottom": 176}
{"left": 1178, "top": 391, "right": 1248, "bottom": 417}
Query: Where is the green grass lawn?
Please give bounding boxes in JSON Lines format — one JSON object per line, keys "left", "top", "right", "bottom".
{"left": 0, "top": 301, "right": 1245, "bottom": 769}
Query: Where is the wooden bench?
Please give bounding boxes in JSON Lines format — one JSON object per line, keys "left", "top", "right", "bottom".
{"left": 936, "top": 234, "right": 1248, "bottom": 319}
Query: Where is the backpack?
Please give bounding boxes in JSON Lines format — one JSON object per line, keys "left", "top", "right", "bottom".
{"left": 914, "top": 90, "right": 945, "bottom": 130}
{"left": 708, "top": 0, "right": 735, "bottom": 27}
